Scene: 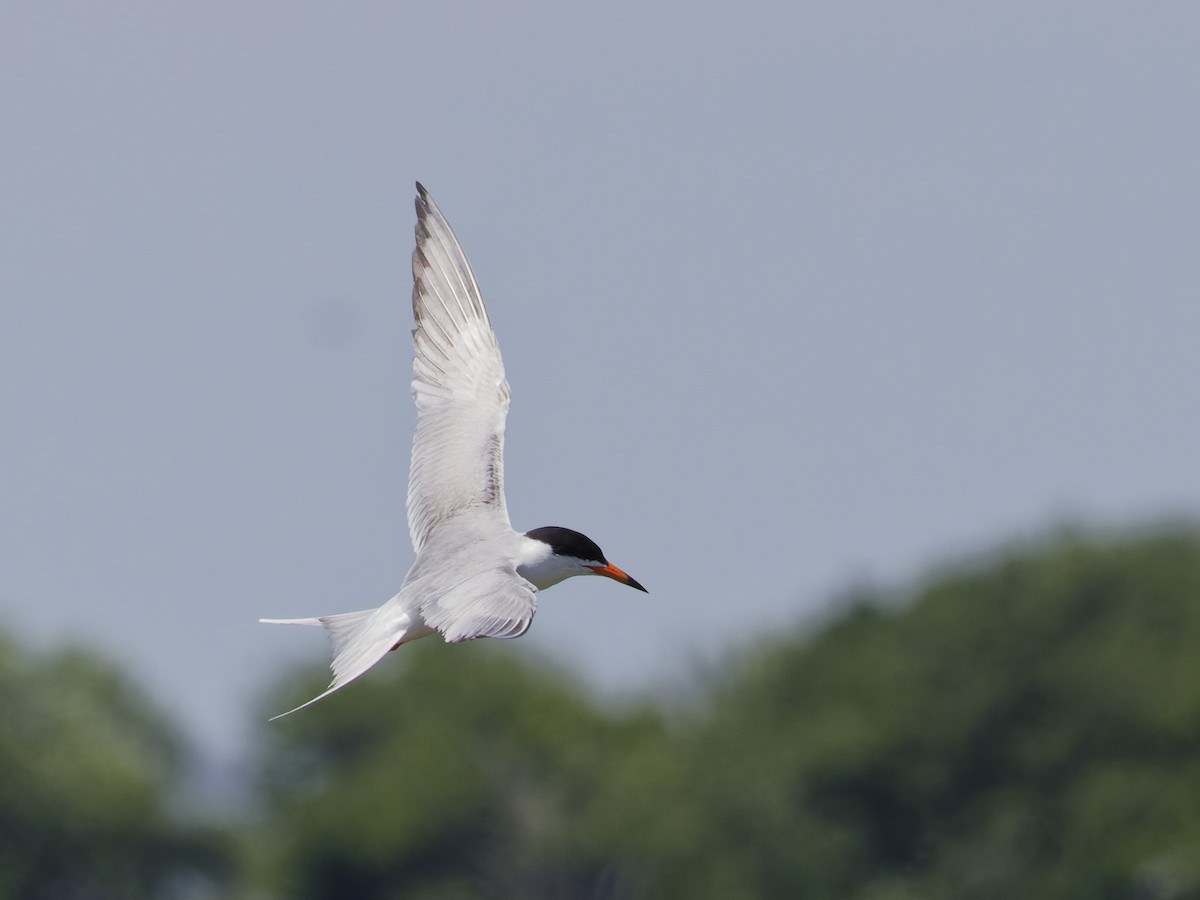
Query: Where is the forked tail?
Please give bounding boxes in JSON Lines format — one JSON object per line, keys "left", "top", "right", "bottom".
{"left": 259, "top": 607, "right": 416, "bottom": 719}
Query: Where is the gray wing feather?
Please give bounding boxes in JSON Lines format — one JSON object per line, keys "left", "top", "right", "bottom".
{"left": 408, "top": 184, "right": 512, "bottom": 552}
{"left": 420, "top": 567, "right": 538, "bottom": 643}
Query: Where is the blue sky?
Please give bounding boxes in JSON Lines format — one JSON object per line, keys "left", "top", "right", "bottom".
{"left": 2, "top": 2, "right": 1198, "bottom": 762}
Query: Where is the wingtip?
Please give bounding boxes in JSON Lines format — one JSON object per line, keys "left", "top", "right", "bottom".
{"left": 414, "top": 182, "right": 436, "bottom": 229}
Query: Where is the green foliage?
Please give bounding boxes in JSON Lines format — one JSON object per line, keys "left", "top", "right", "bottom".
{"left": 629, "top": 528, "right": 1200, "bottom": 899}
{"left": 252, "top": 527, "right": 1200, "bottom": 899}
{"left": 0, "top": 636, "right": 231, "bottom": 899}
{"left": 9, "top": 527, "right": 1196, "bottom": 896}
{"left": 254, "top": 641, "right": 664, "bottom": 899}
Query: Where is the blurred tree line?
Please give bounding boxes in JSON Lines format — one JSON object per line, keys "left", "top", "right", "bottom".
{"left": 4, "top": 526, "right": 1200, "bottom": 898}
{"left": 0, "top": 637, "right": 230, "bottom": 898}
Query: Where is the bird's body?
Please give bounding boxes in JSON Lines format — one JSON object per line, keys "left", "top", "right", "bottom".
{"left": 261, "top": 184, "right": 645, "bottom": 718}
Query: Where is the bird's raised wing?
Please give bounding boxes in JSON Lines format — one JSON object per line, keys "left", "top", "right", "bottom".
{"left": 420, "top": 566, "right": 538, "bottom": 643}
{"left": 408, "top": 184, "right": 512, "bottom": 552}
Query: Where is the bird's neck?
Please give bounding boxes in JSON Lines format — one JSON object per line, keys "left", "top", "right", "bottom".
{"left": 514, "top": 536, "right": 578, "bottom": 591}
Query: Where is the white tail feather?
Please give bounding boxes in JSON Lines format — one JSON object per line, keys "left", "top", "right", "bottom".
{"left": 259, "top": 605, "right": 425, "bottom": 719}
{"left": 258, "top": 616, "right": 324, "bottom": 627}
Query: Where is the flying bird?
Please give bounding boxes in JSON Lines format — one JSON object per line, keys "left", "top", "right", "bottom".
{"left": 260, "top": 184, "right": 646, "bottom": 718}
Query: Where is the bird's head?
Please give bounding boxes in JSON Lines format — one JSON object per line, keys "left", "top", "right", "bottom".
{"left": 520, "top": 526, "right": 648, "bottom": 593}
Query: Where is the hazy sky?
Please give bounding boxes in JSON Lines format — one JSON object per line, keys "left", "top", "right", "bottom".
{"left": 3, "top": 2, "right": 1198, "bottom": 763}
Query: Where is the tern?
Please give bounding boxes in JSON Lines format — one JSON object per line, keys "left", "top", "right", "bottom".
{"left": 261, "top": 183, "right": 646, "bottom": 718}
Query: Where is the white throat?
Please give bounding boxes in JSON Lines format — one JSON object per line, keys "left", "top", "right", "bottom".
{"left": 514, "top": 536, "right": 587, "bottom": 591}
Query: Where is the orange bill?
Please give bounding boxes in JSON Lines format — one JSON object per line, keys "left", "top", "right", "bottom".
{"left": 586, "top": 562, "right": 648, "bottom": 593}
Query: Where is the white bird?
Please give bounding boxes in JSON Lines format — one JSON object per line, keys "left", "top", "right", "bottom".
{"left": 260, "top": 183, "right": 646, "bottom": 718}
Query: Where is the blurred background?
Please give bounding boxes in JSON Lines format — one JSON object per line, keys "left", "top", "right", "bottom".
{"left": 2, "top": 2, "right": 1198, "bottom": 897}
